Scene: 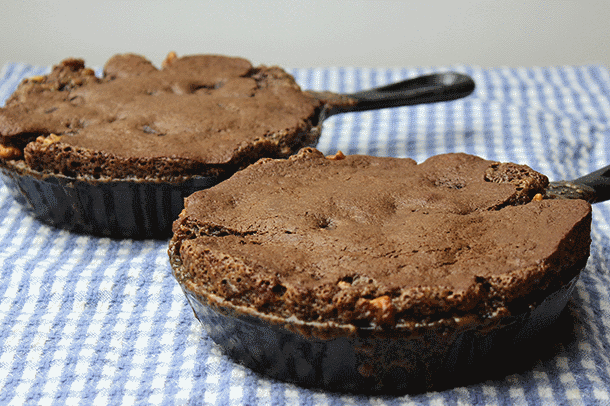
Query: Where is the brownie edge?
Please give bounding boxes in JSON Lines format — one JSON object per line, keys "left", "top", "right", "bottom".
{"left": 170, "top": 148, "right": 592, "bottom": 332}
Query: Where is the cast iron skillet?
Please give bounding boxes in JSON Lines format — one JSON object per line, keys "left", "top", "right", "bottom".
{"left": 546, "top": 165, "right": 610, "bottom": 202}
{"left": 0, "top": 72, "right": 475, "bottom": 239}
{"left": 172, "top": 166, "right": 608, "bottom": 395}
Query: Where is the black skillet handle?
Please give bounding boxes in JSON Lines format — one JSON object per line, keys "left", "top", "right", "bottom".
{"left": 320, "top": 72, "right": 475, "bottom": 118}
{"left": 547, "top": 165, "right": 610, "bottom": 203}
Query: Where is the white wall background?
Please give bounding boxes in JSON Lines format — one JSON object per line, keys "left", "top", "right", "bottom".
{"left": 1, "top": 0, "right": 609, "bottom": 70}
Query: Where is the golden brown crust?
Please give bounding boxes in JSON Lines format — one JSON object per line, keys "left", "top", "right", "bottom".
{"left": 0, "top": 144, "right": 21, "bottom": 159}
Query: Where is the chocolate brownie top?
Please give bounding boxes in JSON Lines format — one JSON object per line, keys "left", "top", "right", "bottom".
{"left": 0, "top": 53, "right": 323, "bottom": 179}
{"left": 170, "top": 148, "right": 592, "bottom": 329}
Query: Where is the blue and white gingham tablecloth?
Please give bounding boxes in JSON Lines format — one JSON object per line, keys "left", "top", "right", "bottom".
{"left": 1, "top": 62, "right": 610, "bottom": 405}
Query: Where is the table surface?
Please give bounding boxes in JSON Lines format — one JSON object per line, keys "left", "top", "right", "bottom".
{"left": 1, "top": 62, "right": 610, "bottom": 405}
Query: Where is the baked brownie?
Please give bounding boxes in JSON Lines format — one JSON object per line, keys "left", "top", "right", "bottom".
{"left": 170, "top": 148, "right": 591, "bottom": 329}
{"left": 0, "top": 53, "right": 323, "bottom": 181}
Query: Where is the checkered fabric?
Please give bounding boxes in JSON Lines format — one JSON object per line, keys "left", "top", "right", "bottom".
{"left": 1, "top": 62, "right": 610, "bottom": 405}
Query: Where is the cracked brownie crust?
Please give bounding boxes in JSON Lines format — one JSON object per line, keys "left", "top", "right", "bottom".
{"left": 0, "top": 53, "right": 323, "bottom": 181}
{"left": 170, "top": 148, "right": 592, "bottom": 331}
